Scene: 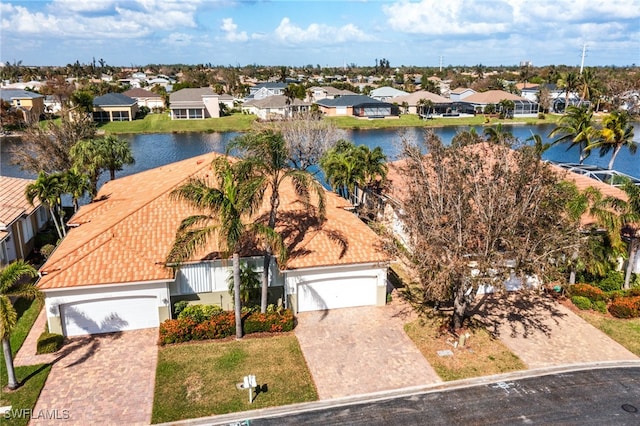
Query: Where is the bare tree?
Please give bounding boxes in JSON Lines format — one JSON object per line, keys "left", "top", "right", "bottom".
{"left": 11, "top": 111, "right": 96, "bottom": 174}
{"left": 260, "top": 112, "right": 339, "bottom": 171}
{"left": 395, "top": 132, "right": 581, "bottom": 330}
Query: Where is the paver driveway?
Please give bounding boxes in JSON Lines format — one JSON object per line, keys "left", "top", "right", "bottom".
{"left": 295, "top": 303, "right": 441, "bottom": 400}
{"left": 473, "top": 294, "right": 639, "bottom": 368}
{"left": 15, "top": 311, "right": 158, "bottom": 426}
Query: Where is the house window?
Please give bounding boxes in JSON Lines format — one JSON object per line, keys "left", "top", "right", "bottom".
{"left": 37, "top": 207, "right": 48, "bottom": 228}
{"left": 93, "top": 111, "right": 110, "bottom": 122}
{"left": 111, "top": 111, "right": 129, "bottom": 121}
{"left": 173, "top": 109, "right": 187, "bottom": 119}
{"left": 188, "top": 109, "right": 203, "bottom": 119}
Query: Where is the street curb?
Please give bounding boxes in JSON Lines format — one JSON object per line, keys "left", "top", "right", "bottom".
{"left": 157, "top": 360, "right": 640, "bottom": 425}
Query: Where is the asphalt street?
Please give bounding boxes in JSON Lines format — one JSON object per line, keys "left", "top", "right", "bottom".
{"left": 246, "top": 367, "right": 640, "bottom": 425}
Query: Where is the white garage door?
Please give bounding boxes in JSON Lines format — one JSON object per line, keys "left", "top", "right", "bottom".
{"left": 297, "top": 277, "right": 377, "bottom": 312}
{"left": 61, "top": 296, "right": 159, "bottom": 336}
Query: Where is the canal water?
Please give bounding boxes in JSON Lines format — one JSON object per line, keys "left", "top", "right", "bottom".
{"left": 1, "top": 123, "right": 638, "bottom": 188}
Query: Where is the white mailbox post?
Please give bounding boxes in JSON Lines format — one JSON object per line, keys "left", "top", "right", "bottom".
{"left": 238, "top": 375, "right": 258, "bottom": 403}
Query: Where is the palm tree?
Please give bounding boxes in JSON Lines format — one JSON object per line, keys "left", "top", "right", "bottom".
{"left": 25, "top": 171, "right": 66, "bottom": 239}
{"left": 357, "top": 145, "right": 388, "bottom": 190}
{"left": 63, "top": 168, "right": 90, "bottom": 212}
{"left": 166, "top": 157, "right": 273, "bottom": 339}
{"left": 585, "top": 110, "right": 636, "bottom": 170}
{"left": 1, "top": 260, "right": 40, "bottom": 390}
{"left": 548, "top": 105, "right": 596, "bottom": 164}
{"left": 70, "top": 136, "right": 135, "bottom": 196}
{"left": 558, "top": 71, "right": 579, "bottom": 112}
{"left": 483, "top": 123, "right": 514, "bottom": 145}
{"left": 99, "top": 135, "right": 135, "bottom": 181}
{"left": 320, "top": 140, "right": 365, "bottom": 199}
{"left": 229, "top": 130, "right": 325, "bottom": 313}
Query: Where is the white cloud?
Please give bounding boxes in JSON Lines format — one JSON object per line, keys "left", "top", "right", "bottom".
{"left": 274, "top": 17, "right": 371, "bottom": 44}
{"left": 164, "top": 32, "right": 193, "bottom": 46}
{"left": 220, "top": 18, "right": 248, "bottom": 42}
{"left": 49, "top": 0, "right": 117, "bottom": 13}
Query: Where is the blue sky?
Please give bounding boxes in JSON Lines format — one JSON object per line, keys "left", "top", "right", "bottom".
{"left": 1, "top": 0, "right": 639, "bottom": 68}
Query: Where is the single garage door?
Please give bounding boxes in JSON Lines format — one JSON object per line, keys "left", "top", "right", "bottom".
{"left": 61, "top": 296, "right": 159, "bottom": 336}
{"left": 297, "top": 276, "right": 377, "bottom": 312}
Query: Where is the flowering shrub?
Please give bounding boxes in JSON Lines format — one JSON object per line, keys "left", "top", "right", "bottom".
{"left": 158, "top": 308, "right": 294, "bottom": 345}
{"left": 569, "top": 284, "right": 608, "bottom": 302}
{"left": 244, "top": 309, "right": 295, "bottom": 334}
{"left": 608, "top": 296, "right": 640, "bottom": 319}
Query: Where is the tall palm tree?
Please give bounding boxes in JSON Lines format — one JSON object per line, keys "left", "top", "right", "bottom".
{"left": 25, "top": 171, "right": 66, "bottom": 239}
{"left": 99, "top": 135, "right": 135, "bottom": 181}
{"left": 548, "top": 105, "right": 596, "bottom": 164}
{"left": 597, "top": 178, "right": 640, "bottom": 289}
{"left": 1, "top": 260, "right": 40, "bottom": 390}
{"left": 70, "top": 136, "right": 135, "bottom": 196}
{"left": 63, "top": 168, "right": 91, "bottom": 212}
{"left": 229, "top": 130, "right": 325, "bottom": 313}
{"left": 558, "top": 71, "right": 579, "bottom": 112}
{"left": 585, "top": 110, "right": 636, "bottom": 170}
{"left": 320, "top": 140, "right": 365, "bottom": 199}
{"left": 357, "top": 145, "right": 388, "bottom": 189}
{"left": 166, "top": 157, "right": 279, "bottom": 339}
{"left": 483, "top": 123, "right": 515, "bottom": 145}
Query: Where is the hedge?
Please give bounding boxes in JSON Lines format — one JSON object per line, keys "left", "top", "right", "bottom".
{"left": 608, "top": 296, "right": 640, "bottom": 319}
{"left": 571, "top": 296, "right": 592, "bottom": 310}
{"left": 569, "top": 284, "right": 608, "bottom": 302}
{"left": 36, "top": 332, "right": 64, "bottom": 354}
{"left": 158, "top": 309, "right": 295, "bottom": 345}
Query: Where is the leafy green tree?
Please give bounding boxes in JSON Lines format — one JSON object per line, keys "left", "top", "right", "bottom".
{"left": 167, "top": 157, "right": 276, "bottom": 339}
{"left": 548, "top": 105, "right": 595, "bottom": 164}
{"left": 227, "top": 262, "right": 261, "bottom": 304}
{"left": 70, "top": 90, "right": 94, "bottom": 113}
{"left": 586, "top": 110, "right": 636, "bottom": 170}
{"left": 25, "top": 172, "right": 66, "bottom": 239}
{"left": 229, "top": 130, "right": 324, "bottom": 313}
{"left": 1, "top": 260, "right": 40, "bottom": 390}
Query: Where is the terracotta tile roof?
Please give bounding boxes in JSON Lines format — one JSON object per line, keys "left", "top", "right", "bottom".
{"left": 392, "top": 90, "right": 452, "bottom": 105}
{"left": 38, "top": 153, "right": 388, "bottom": 289}
{"left": 0, "top": 176, "right": 40, "bottom": 228}
{"left": 462, "top": 90, "right": 529, "bottom": 104}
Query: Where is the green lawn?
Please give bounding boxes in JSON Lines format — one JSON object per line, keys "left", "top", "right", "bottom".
{"left": 152, "top": 334, "right": 317, "bottom": 423}
{"left": 576, "top": 311, "right": 640, "bottom": 356}
{"left": 404, "top": 316, "right": 526, "bottom": 381}
{"left": 1, "top": 299, "right": 52, "bottom": 426}
{"left": 98, "top": 111, "right": 561, "bottom": 135}
{"left": 99, "top": 112, "right": 257, "bottom": 134}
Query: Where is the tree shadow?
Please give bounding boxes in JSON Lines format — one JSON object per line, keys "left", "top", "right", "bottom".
{"left": 469, "top": 292, "right": 568, "bottom": 339}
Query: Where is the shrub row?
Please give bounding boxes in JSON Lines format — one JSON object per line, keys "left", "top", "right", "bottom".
{"left": 158, "top": 309, "right": 294, "bottom": 345}
{"left": 36, "top": 332, "right": 64, "bottom": 354}
{"left": 569, "top": 284, "right": 608, "bottom": 302}
{"left": 608, "top": 296, "right": 640, "bottom": 319}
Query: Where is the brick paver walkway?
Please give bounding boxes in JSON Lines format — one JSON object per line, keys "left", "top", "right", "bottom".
{"left": 295, "top": 301, "right": 441, "bottom": 400}
{"left": 473, "top": 294, "right": 639, "bottom": 369}
{"left": 15, "top": 309, "right": 158, "bottom": 425}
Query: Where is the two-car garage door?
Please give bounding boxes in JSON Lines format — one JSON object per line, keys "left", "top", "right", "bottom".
{"left": 297, "top": 276, "right": 378, "bottom": 312}
{"left": 61, "top": 296, "right": 159, "bottom": 337}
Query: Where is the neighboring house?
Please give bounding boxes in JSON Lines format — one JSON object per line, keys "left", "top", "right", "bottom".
{"left": 315, "top": 95, "right": 398, "bottom": 118}
{"left": 247, "top": 82, "right": 287, "bottom": 100}
{"left": 242, "top": 95, "right": 310, "bottom": 120}
{"left": 123, "top": 88, "right": 164, "bottom": 110}
{"left": 369, "top": 87, "right": 409, "bottom": 102}
{"left": 449, "top": 87, "right": 476, "bottom": 102}
{"left": 43, "top": 95, "right": 62, "bottom": 114}
{"left": 218, "top": 93, "right": 235, "bottom": 110}
{"left": 306, "top": 86, "right": 356, "bottom": 103}
{"left": 37, "top": 153, "right": 390, "bottom": 337}
{"left": 92, "top": 93, "right": 139, "bottom": 122}
{"left": 392, "top": 90, "right": 454, "bottom": 116}
{"left": 0, "top": 88, "right": 45, "bottom": 124}
{"left": 0, "top": 177, "right": 49, "bottom": 266}
{"left": 169, "top": 87, "right": 220, "bottom": 120}
{"left": 458, "top": 90, "right": 539, "bottom": 116}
